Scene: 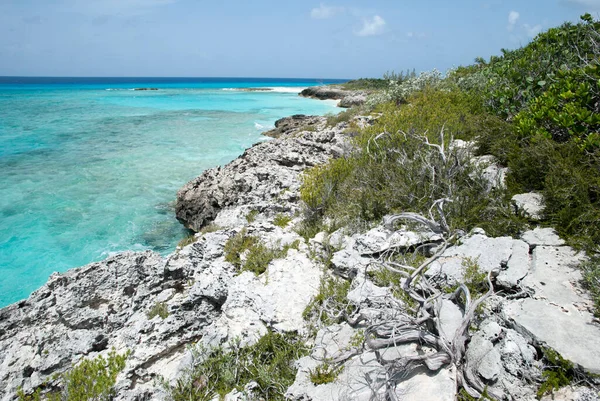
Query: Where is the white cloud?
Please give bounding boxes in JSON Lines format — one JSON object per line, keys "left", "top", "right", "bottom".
{"left": 310, "top": 3, "right": 344, "bottom": 19}
{"left": 524, "top": 23, "right": 542, "bottom": 38}
{"left": 562, "top": 0, "right": 600, "bottom": 10}
{"left": 355, "top": 15, "right": 386, "bottom": 37}
{"left": 507, "top": 10, "right": 520, "bottom": 31}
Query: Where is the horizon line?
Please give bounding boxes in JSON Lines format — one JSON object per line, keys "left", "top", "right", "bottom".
{"left": 0, "top": 75, "right": 352, "bottom": 80}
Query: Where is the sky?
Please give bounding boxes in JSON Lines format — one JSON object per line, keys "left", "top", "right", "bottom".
{"left": 0, "top": 0, "right": 599, "bottom": 79}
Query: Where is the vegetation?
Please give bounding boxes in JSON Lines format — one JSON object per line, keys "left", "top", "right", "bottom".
{"left": 18, "top": 350, "right": 128, "bottom": 401}
{"left": 302, "top": 12, "right": 600, "bottom": 281}
{"left": 224, "top": 229, "right": 298, "bottom": 275}
{"left": 309, "top": 362, "right": 343, "bottom": 385}
{"left": 273, "top": 213, "right": 292, "bottom": 228}
{"left": 245, "top": 209, "right": 259, "bottom": 223}
{"left": 303, "top": 276, "right": 354, "bottom": 326}
{"left": 177, "top": 233, "right": 197, "bottom": 248}
{"left": 147, "top": 302, "right": 169, "bottom": 320}
{"left": 581, "top": 256, "right": 600, "bottom": 317}
{"left": 164, "top": 332, "right": 308, "bottom": 401}
{"left": 338, "top": 78, "right": 388, "bottom": 91}
{"left": 536, "top": 348, "right": 575, "bottom": 399}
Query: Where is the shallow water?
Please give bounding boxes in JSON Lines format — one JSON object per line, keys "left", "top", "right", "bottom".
{"left": 0, "top": 77, "right": 343, "bottom": 306}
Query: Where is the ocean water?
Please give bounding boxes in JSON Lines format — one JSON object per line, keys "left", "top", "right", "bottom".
{"left": 0, "top": 77, "right": 345, "bottom": 307}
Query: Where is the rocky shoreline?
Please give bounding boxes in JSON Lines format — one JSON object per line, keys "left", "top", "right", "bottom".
{"left": 1, "top": 97, "right": 600, "bottom": 400}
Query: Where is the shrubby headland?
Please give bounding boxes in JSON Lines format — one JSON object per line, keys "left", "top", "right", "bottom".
{"left": 3, "top": 14, "right": 600, "bottom": 401}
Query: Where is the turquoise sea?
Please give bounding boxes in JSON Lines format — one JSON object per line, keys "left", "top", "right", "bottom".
{"left": 0, "top": 77, "right": 345, "bottom": 307}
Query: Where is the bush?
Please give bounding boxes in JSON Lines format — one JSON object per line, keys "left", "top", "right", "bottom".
{"left": 224, "top": 229, "right": 259, "bottom": 269}
{"left": 303, "top": 276, "right": 353, "bottom": 326}
{"left": 18, "top": 350, "right": 128, "bottom": 401}
{"left": 514, "top": 64, "right": 600, "bottom": 150}
{"left": 224, "top": 230, "right": 298, "bottom": 275}
{"left": 581, "top": 256, "right": 600, "bottom": 316}
{"left": 273, "top": 213, "right": 292, "bottom": 228}
{"left": 479, "top": 14, "right": 600, "bottom": 118}
{"left": 165, "top": 332, "right": 308, "bottom": 401}
{"left": 537, "top": 348, "right": 574, "bottom": 399}
{"left": 147, "top": 302, "right": 169, "bottom": 320}
{"left": 301, "top": 111, "right": 523, "bottom": 237}
{"left": 309, "top": 363, "right": 343, "bottom": 385}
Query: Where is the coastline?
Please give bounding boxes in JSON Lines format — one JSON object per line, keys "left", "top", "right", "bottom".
{"left": 0, "top": 79, "right": 342, "bottom": 308}
{"left": 4, "top": 82, "right": 598, "bottom": 401}
{"left": 0, "top": 92, "right": 354, "bottom": 398}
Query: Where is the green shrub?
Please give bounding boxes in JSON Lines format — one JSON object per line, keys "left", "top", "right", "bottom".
{"left": 224, "top": 230, "right": 298, "bottom": 275}
{"left": 301, "top": 108, "right": 523, "bottom": 237}
{"left": 339, "top": 78, "right": 390, "bottom": 91}
{"left": 537, "top": 348, "right": 574, "bottom": 399}
{"left": 514, "top": 64, "right": 600, "bottom": 151}
{"left": 147, "top": 302, "right": 169, "bottom": 320}
{"left": 165, "top": 332, "right": 308, "bottom": 401}
{"left": 245, "top": 209, "right": 259, "bottom": 223}
{"left": 243, "top": 242, "right": 280, "bottom": 275}
{"left": 224, "top": 229, "right": 259, "bottom": 269}
{"left": 177, "top": 233, "right": 197, "bottom": 248}
{"left": 273, "top": 213, "right": 292, "bottom": 228}
{"left": 581, "top": 256, "right": 600, "bottom": 317}
{"left": 18, "top": 350, "right": 128, "bottom": 401}
{"left": 461, "top": 257, "right": 488, "bottom": 298}
{"left": 309, "top": 362, "right": 343, "bottom": 385}
{"left": 303, "top": 276, "right": 353, "bottom": 326}
{"left": 364, "top": 87, "right": 492, "bottom": 143}
{"left": 478, "top": 14, "right": 600, "bottom": 118}
{"left": 300, "top": 157, "right": 355, "bottom": 220}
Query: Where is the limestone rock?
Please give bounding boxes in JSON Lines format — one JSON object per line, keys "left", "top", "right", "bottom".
{"left": 176, "top": 127, "right": 348, "bottom": 232}
{"left": 338, "top": 94, "right": 367, "bottom": 108}
{"left": 504, "top": 246, "right": 600, "bottom": 374}
{"left": 521, "top": 227, "right": 566, "bottom": 247}
{"left": 512, "top": 192, "right": 544, "bottom": 220}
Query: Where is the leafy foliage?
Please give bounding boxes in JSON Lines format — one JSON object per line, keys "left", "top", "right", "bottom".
{"left": 273, "top": 213, "right": 292, "bottom": 228}
{"left": 18, "top": 350, "right": 128, "bottom": 401}
{"left": 309, "top": 362, "right": 343, "bottom": 385}
{"left": 147, "top": 302, "right": 169, "bottom": 320}
{"left": 165, "top": 332, "right": 308, "bottom": 401}
{"left": 536, "top": 348, "right": 574, "bottom": 399}
{"left": 300, "top": 101, "right": 522, "bottom": 237}
{"left": 303, "top": 276, "right": 353, "bottom": 326}
{"left": 581, "top": 256, "right": 600, "bottom": 316}
{"left": 479, "top": 14, "right": 600, "bottom": 119}
{"left": 224, "top": 229, "right": 298, "bottom": 275}
{"left": 514, "top": 64, "right": 600, "bottom": 150}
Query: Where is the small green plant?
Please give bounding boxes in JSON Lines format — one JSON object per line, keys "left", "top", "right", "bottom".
{"left": 18, "top": 349, "right": 129, "bottom": 401}
{"left": 147, "top": 302, "right": 169, "bottom": 320}
{"left": 273, "top": 213, "right": 292, "bottom": 228}
{"left": 461, "top": 257, "right": 488, "bottom": 298}
{"left": 178, "top": 233, "right": 197, "bottom": 248}
{"left": 309, "top": 362, "right": 343, "bottom": 385}
{"left": 348, "top": 329, "right": 365, "bottom": 348}
{"left": 165, "top": 332, "right": 308, "bottom": 401}
{"left": 581, "top": 256, "right": 600, "bottom": 317}
{"left": 457, "top": 387, "right": 496, "bottom": 400}
{"left": 224, "top": 229, "right": 259, "bottom": 268}
{"left": 225, "top": 230, "right": 298, "bottom": 275}
{"left": 246, "top": 209, "right": 259, "bottom": 223}
{"left": 537, "top": 348, "right": 574, "bottom": 399}
{"left": 303, "top": 276, "right": 353, "bottom": 326}
{"left": 199, "top": 224, "right": 221, "bottom": 235}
